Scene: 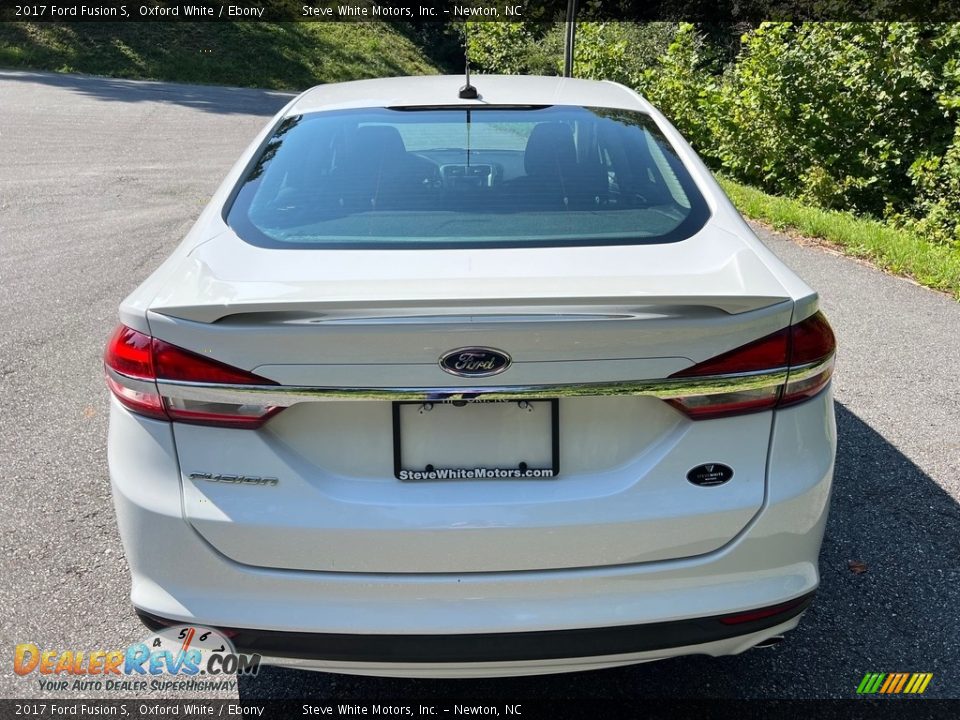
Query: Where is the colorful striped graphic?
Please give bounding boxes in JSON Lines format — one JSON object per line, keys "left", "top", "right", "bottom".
{"left": 857, "top": 672, "right": 934, "bottom": 695}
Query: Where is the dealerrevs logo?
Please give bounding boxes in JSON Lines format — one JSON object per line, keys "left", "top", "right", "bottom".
{"left": 14, "top": 625, "right": 260, "bottom": 693}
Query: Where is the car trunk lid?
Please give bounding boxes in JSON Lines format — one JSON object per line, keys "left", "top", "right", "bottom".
{"left": 153, "top": 228, "right": 793, "bottom": 573}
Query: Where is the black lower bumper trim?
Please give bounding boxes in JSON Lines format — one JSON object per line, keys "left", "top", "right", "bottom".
{"left": 136, "top": 591, "right": 814, "bottom": 664}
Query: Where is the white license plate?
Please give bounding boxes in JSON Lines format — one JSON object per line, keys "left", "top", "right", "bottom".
{"left": 393, "top": 399, "right": 559, "bottom": 481}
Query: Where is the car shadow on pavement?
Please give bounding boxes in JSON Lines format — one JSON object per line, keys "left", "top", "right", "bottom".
{"left": 237, "top": 401, "right": 960, "bottom": 699}
{"left": 0, "top": 70, "right": 293, "bottom": 116}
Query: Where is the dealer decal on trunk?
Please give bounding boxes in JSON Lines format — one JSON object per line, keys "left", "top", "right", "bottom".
{"left": 686, "top": 463, "right": 734, "bottom": 487}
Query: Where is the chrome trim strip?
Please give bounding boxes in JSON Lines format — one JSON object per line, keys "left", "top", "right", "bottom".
{"left": 107, "top": 357, "right": 833, "bottom": 406}
{"left": 110, "top": 356, "right": 834, "bottom": 407}
{"left": 156, "top": 376, "right": 788, "bottom": 405}
{"left": 146, "top": 356, "right": 833, "bottom": 406}
{"left": 786, "top": 354, "right": 835, "bottom": 383}
{"left": 105, "top": 366, "right": 158, "bottom": 395}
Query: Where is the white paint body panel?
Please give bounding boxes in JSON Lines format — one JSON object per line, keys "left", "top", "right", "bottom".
{"left": 175, "top": 400, "right": 771, "bottom": 572}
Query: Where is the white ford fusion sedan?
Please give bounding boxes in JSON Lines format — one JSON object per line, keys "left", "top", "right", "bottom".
{"left": 105, "top": 75, "right": 836, "bottom": 677}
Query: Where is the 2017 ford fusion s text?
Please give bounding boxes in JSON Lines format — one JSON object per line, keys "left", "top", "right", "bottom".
{"left": 104, "top": 75, "right": 836, "bottom": 677}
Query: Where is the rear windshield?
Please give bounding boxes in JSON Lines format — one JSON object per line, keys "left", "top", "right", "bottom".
{"left": 226, "top": 105, "right": 710, "bottom": 249}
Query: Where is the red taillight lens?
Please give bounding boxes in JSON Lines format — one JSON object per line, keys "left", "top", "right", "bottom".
{"left": 779, "top": 311, "right": 836, "bottom": 408}
{"left": 668, "top": 311, "right": 836, "bottom": 420}
{"left": 104, "top": 325, "right": 280, "bottom": 428}
{"left": 105, "top": 326, "right": 155, "bottom": 380}
{"left": 152, "top": 340, "right": 276, "bottom": 386}
{"left": 670, "top": 328, "right": 789, "bottom": 378}
{"left": 789, "top": 311, "right": 836, "bottom": 365}
{"left": 104, "top": 326, "right": 166, "bottom": 419}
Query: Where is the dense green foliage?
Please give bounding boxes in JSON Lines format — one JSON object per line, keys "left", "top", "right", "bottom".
{"left": 467, "top": 21, "right": 960, "bottom": 256}
{"left": 466, "top": 21, "right": 674, "bottom": 85}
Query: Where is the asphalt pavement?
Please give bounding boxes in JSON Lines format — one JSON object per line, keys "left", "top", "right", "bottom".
{"left": 1, "top": 70, "right": 958, "bottom": 701}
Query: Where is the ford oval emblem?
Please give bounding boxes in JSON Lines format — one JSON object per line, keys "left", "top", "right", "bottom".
{"left": 439, "top": 347, "right": 512, "bottom": 378}
{"left": 686, "top": 463, "right": 734, "bottom": 487}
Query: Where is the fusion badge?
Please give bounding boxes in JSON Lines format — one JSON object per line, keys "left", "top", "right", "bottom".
{"left": 188, "top": 472, "right": 278, "bottom": 487}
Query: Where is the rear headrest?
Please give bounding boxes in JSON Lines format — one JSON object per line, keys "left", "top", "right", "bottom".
{"left": 351, "top": 125, "right": 407, "bottom": 160}
{"left": 524, "top": 122, "right": 577, "bottom": 177}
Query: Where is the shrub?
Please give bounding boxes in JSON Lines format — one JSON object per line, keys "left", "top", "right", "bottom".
{"left": 465, "top": 20, "right": 960, "bottom": 252}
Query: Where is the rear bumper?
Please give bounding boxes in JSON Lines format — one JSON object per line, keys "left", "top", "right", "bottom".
{"left": 107, "top": 386, "right": 835, "bottom": 676}
{"left": 137, "top": 592, "right": 812, "bottom": 664}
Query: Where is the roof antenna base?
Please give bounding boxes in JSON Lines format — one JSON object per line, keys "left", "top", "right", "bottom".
{"left": 458, "top": 61, "right": 479, "bottom": 100}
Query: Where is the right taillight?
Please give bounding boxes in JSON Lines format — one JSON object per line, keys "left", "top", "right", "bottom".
{"left": 668, "top": 311, "right": 836, "bottom": 420}
{"left": 779, "top": 311, "right": 837, "bottom": 408}
{"left": 104, "top": 325, "right": 281, "bottom": 429}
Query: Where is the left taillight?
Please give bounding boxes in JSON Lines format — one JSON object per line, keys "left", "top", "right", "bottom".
{"left": 104, "top": 325, "right": 280, "bottom": 429}
{"left": 667, "top": 311, "right": 836, "bottom": 420}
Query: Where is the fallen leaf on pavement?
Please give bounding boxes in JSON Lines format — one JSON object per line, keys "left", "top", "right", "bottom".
{"left": 848, "top": 560, "right": 868, "bottom": 575}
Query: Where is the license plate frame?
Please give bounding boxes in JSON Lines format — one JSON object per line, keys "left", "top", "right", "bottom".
{"left": 392, "top": 399, "right": 560, "bottom": 481}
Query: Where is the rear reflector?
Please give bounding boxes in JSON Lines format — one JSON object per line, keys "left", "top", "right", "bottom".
{"left": 668, "top": 311, "right": 836, "bottom": 420}
{"left": 718, "top": 595, "right": 812, "bottom": 625}
{"left": 104, "top": 325, "right": 280, "bottom": 428}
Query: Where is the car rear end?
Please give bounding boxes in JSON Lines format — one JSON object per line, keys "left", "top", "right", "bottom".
{"left": 105, "top": 76, "right": 836, "bottom": 676}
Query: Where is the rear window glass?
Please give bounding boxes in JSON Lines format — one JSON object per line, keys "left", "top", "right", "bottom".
{"left": 226, "top": 105, "right": 710, "bottom": 249}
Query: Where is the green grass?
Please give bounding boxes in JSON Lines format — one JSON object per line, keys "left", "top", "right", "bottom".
{"left": 0, "top": 22, "right": 442, "bottom": 89}
{"left": 720, "top": 177, "right": 960, "bottom": 300}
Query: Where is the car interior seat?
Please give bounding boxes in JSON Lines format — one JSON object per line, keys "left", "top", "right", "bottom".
{"left": 506, "top": 122, "right": 606, "bottom": 210}
{"left": 334, "top": 125, "right": 438, "bottom": 210}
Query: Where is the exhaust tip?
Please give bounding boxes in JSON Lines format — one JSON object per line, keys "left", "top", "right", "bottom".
{"left": 753, "top": 635, "right": 785, "bottom": 650}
